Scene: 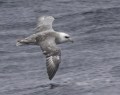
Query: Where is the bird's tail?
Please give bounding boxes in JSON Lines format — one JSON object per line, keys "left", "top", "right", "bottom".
{"left": 16, "top": 36, "right": 37, "bottom": 46}
{"left": 16, "top": 39, "right": 27, "bottom": 46}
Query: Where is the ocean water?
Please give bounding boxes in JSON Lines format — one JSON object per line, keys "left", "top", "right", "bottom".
{"left": 0, "top": 0, "right": 120, "bottom": 95}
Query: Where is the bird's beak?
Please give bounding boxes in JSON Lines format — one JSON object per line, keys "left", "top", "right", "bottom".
{"left": 68, "top": 38, "right": 74, "bottom": 43}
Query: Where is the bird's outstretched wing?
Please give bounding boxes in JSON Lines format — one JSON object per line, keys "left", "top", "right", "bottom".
{"left": 46, "top": 51, "right": 61, "bottom": 80}
{"left": 34, "top": 16, "right": 54, "bottom": 33}
{"left": 36, "top": 34, "right": 61, "bottom": 80}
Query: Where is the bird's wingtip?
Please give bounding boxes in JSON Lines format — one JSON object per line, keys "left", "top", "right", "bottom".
{"left": 49, "top": 77, "right": 53, "bottom": 80}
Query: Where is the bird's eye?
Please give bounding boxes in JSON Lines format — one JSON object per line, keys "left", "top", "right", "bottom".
{"left": 65, "top": 36, "right": 69, "bottom": 38}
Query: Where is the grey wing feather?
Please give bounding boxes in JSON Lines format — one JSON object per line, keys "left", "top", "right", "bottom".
{"left": 34, "top": 16, "right": 54, "bottom": 33}
{"left": 46, "top": 53, "right": 61, "bottom": 80}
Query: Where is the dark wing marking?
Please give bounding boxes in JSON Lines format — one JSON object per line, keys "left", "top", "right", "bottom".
{"left": 46, "top": 51, "right": 61, "bottom": 80}
{"left": 36, "top": 33, "right": 61, "bottom": 80}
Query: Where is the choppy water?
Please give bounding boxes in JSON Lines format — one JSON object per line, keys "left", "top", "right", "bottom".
{"left": 1, "top": 0, "right": 120, "bottom": 95}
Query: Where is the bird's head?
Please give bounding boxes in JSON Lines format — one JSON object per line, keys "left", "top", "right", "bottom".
{"left": 56, "top": 32, "right": 74, "bottom": 44}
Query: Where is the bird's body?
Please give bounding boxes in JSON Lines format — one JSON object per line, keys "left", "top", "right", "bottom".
{"left": 16, "top": 16, "right": 73, "bottom": 80}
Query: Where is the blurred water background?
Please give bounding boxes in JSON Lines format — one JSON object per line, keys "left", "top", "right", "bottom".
{"left": 1, "top": 0, "right": 120, "bottom": 95}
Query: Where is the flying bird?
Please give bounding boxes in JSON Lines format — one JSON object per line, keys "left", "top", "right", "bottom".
{"left": 16, "top": 16, "right": 73, "bottom": 80}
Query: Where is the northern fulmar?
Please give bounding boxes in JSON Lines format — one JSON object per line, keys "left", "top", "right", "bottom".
{"left": 16, "top": 16, "right": 73, "bottom": 80}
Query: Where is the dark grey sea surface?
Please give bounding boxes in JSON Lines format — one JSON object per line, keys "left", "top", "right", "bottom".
{"left": 1, "top": 0, "right": 120, "bottom": 95}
